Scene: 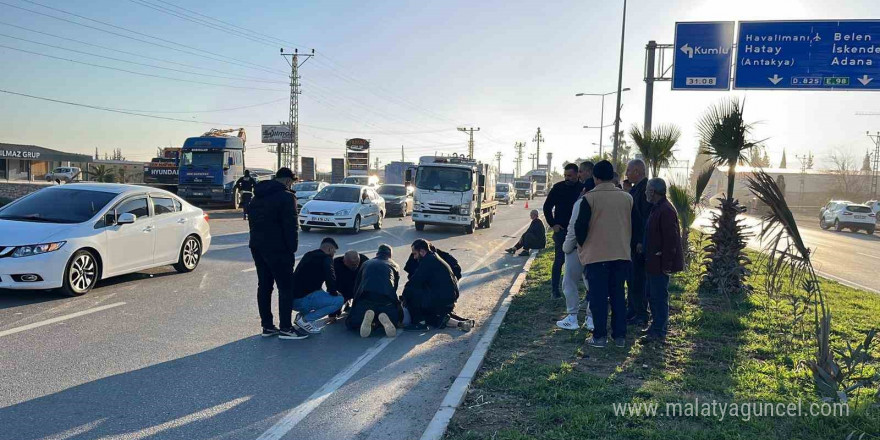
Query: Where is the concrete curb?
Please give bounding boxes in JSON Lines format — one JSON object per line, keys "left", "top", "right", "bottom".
{"left": 419, "top": 252, "right": 538, "bottom": 440}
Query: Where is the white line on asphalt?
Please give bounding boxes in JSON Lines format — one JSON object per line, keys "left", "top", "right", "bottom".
{"left": 41, "top": 418, "right": 107, "bottom": 440}
{"left": 242, "top": 267, "right": 257, "bottom": 273}
{"left": 857, "top": 252, "right": 880, "bottom": 260}
{"left": 348, "top": 236, "right": 381, "bottom": 245}
{"left": 254, "top": 223, "right": 530, "bottom": 440}
{"left": 420, "top": 252, "right": 537, "bottom": 440}
{"left": 100, "top": 396, "right": 250, "bottom": 440}
{"left": 815, "top": 269, "right": 880, "bottom": 295}
{"left": 0, "top": 302, "right": 125, "bottom": 338}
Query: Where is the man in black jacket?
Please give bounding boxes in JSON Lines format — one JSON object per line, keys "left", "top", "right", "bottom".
{"left": 233, "top": 169, "right": 256, "bottom": 220}
{"left": 542, "top": 163, "right": 583, "bottom": 299}
{"left": 403, "top": 242, "right": 462, "bottom": 280}
{"left": 402, "top": 239, "right": 473, "bottom": 332}
{"left": 347, "top": 244, "right": 402, "bottom": 338}
{"left": 625, "top": 159, "right": 652, "bottom": 326}
{"left": 247, "top": 167, "right": 308, "bottom": 340}
{"left": 292, "top": 237, "right": 345, "bottom": 334}
{"left": 580, "top": 161, "right": 596, "bottom": 194}
{"left": 506, "top": 209, "right": 546, "bottom": 256}
{"left": 327, "top": 250, "right": 369, "bottom": 322}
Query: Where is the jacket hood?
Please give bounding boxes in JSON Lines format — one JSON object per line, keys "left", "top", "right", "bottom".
{"left": 255, "top": 179, "right": 289, "bottom": 198}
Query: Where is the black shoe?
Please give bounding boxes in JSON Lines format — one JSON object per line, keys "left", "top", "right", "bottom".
{"left": 518, "top": 250, "right": 530, "bottom": 257}
{"left": 551, "top": 290, "right": 562, "bottom": 299}
{"left": 614, "top": 337, "right": 626, "bottom": 348}
{"left": 505, "top": 247, "right": 517, "bottom": 254}
{"left": 639, "top": 334, "right": 666, "bottom": 345}
{"left": 279, "top": 326, "right": 309, "bottom": 340}
{"left": 587, "top": 336, "right": 607, "bottom": 348}
{"left": 404, "top": 322, "right": 429, "bottom": 332}
{"left": 261, "top": 326, "right": 280, "bottom": 337}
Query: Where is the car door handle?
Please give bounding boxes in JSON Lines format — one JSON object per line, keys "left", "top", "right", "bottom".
{"left": 142, "top": 226, "right": 154, "bottom": 232}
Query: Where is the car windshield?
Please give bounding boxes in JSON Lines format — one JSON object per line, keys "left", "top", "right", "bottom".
{"left": 515, "top": 182, "right": 530, "bottom": 189}
{"left": 343, "top": 177, "right": 368, "bottom": 185}
{"left": 0, "top": 189, "right": 117, "bottom": 223}
{"left": 295, "top": 182, "right": 319, "bottom": 192}
{"left": 313, "top": 186, "right": 361, "bottom": 202}
{"left": 415, "top": 167, "right": 472, "bottom": 192}
{"left": 377, "top": 185, "right": 406, "bottom": 196}
{"left": 496, "top": 184, "right": 508, "bottom": 192}
{"left": 181, "top": 150, "right": 222, "bottom": 167}
{"left": 847, "top": 205, "right": 872, "bottom": 213}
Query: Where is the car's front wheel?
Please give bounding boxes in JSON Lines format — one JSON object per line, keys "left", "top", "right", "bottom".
{"left": 868, "top": 227, "right": 876, "bottom": 235}
{"left": 351, "top": 216, "right": 361, "bottom": 234}
{"left": 173, "top": 235, "right": 202, "bottom": 273}
{"left": 60, "top": 250, "right": 99, "bottom": 297}
{"left": 819, "top": 217, "right": 828, "bottom": 229}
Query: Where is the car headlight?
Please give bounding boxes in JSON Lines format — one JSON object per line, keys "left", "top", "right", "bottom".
{"left": 301, "top": 207, "right": 310, "bottom": 215}
{"left": 12, "top": 242, "right": 66, "bottom": 258}
{"left": 212, "top": 188, "right": 224, "bottom": 193}
{"left": 459, "top": 204, "right": 471, "bottom": 215}
{"left": 335, "top": 208, "right": 352, "bottom": 216}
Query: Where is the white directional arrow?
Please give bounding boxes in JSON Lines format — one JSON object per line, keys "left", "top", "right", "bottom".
{"left": 680, "top": 43, "right": 694, "bottom": 59}
{"left": 768, "top": 74, "right": 783, "bottom": 85}
{"left": 858, "top": 75, "right": 873, "bottom": 86}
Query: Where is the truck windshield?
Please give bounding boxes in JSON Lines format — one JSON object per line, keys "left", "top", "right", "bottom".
{"left": 515, "top": 182, "right": 530, "bottom": 189}
{"left": 495, "top": 184, "right": 508, "bottom": 192}
{"left": 314, "top": 186, "right": 361, "bottom": 202}
{"left": 182, "top": 150, "right": 222, "bottom": 167}
{"left": 416, "top": 167, "right": 472, "bottom": 192}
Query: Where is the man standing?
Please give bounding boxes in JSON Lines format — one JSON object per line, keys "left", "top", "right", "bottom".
{"left": 579, "top": 161, "right": 595, "bottom": 194}
{"left": 403, "top": 239, "right": 473, "bottom": 332}
{"left": 542, "top": 163, "right": 582, "bottom": 299}
{"left": 559, "top": 184, "right": 594, "bottom": 332}
{"left": 247, "top": 167, "right": 308, "bottom": 340}
{"left": 574, "top": 160, "right": 633, "bottom": 348}
{"left": 506, "top": 209, "right": 546, "bottom": 256}
{"left": 642, "top": 178, "right": 684, "bottom": 343}
{"left": 347, "top": 244, "right": 402, "bottom": 338}
{"left": 234, "top": 169, "right": 256, "bottom": 220}
{"left": 292, "top": 237, "right": 346, "bottom": 334}
{"left": 625, "top": 159, "right": 652, "bottom": 327}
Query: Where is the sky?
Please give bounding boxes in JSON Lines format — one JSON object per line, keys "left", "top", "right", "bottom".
{"left": 2, "top": 0, "right": 880, "bottom": 173}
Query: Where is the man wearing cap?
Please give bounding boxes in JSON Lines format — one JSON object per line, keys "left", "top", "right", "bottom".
{"left": 247, "top": 167, "right": 309, "bottom": 340}
{"left": 347, "top": 244, "right": 402, "bottom": 338}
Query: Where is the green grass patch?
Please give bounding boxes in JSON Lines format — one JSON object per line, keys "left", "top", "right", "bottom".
{"left": 445, "top": 235, "right": 880, "bottom": 440}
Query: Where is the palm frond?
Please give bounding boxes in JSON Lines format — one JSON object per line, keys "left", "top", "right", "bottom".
{"left": 696, "top": 97, "right": 760, "bottom": 169}
{"left": 669, "top": 184, "right": 695, "bottom": 228}
{"left": 745, "top": 170, "right": 810, "bottom": 261}
{"left": 694, "top": 165, "right": 715, "bottom": 202}
{"left": 629, "top": 123, "right": 681, "bottom": 177}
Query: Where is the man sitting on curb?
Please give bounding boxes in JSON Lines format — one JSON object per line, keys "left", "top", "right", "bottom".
{"left": 291, "top": 237, "right": 345, "bottom": 334}
{"left": 641, "top": 178, "right": 684, "bottom": 344}
{"left": 506, "top": 209, "right": 546, "bottom": 256}
{"left": 402, "top": 239, "right": 474, "bottom": 332}
{"left": 347, "top": 244, "right": 401, "bottom": 338}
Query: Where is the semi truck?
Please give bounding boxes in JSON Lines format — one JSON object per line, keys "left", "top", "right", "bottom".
{"left": 408, "top": 154, "right": 498, "bottom": 234}
{"left": 177, "top": 128, "right": 248, "bottom": 208}
{"left": 514, "top": 179, "right": 536, "bottom": 200}
{"left": 530, "top": 168, "right": 549, "bottom": 196}
{"left": 143, "top": 147, "right": 181, "bottom": 192}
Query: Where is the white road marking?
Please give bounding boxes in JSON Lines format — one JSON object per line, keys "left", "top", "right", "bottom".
{"left": 0, "top": 302, "right": 125, "bottom": 338}
{"left": 242, "top": 267, "right": 257, "bottom": 273}
{"left": 815, "top": 269, "right": 880, "bottom": 295}
{"left": 857, "top": 252, "right": 880, "bottom": 260}
{"left": 40, "top": 419, "right": 107, "bottom": 440}
{"left": 348, "top": 236, "right": 381, "bottom": 245}
{"left": 254, "top": 223, "right": 530, "bottom": 440}
{"left": 99, "top": 396, "right": 250, "bottom": 440}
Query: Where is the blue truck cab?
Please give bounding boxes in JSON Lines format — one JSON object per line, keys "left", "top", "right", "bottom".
{"left": 177, "top": 136, "right": 245, "bottom": 208}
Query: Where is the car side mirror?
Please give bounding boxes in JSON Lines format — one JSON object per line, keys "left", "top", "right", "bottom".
{"left": 405, "top": 169, "right": 413, "bottom": 184}
{"left": 117, "top": 213, "right": 136, "bottom": 225}
{"left": 104, "top": 212, "right": 118, "bottom": 226}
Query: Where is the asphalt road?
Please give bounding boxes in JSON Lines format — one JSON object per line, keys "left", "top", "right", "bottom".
{"left": 695, "top": 209, "right": 880, "bottom": 294}
{"left": 0, "top": 199, "right": 540, "bottom": 440}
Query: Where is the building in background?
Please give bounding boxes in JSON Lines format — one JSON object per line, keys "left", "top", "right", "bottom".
{"left": 0, "top": 143, "right": 92, "bottom": 182}
{"left": 383, "top": 161, "right": 414, "bottom": 185}
{"left": 331, "top": 158, "right": 345, "bottom": 183}
{"left": 345, "top": 138, "right": 370, "bottom": 177}
{"left": 301, "top": 157, "right": 316, "bottom": 181}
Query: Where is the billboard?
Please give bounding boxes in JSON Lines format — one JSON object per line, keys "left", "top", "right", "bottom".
{"left": 261, "top": 124, "right": 294, "bottom": 143}
{"left": 346, "top": 138, "right": 370, "bottom": 176}
{"left": 345, "top": 138, "right": 370, "bottom": 151}
{"left": 331, "top": 158, "right": 345, "bottom": 183}
{"left": 301, "top": 157, "right": 316, "bottom": 182}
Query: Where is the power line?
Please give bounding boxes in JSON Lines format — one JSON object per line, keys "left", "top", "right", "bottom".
{"left": 0, "top": 44, "right": 286, "bottom": 91}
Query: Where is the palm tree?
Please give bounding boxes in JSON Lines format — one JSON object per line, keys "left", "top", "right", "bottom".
{"left": 85, "top": 164, "right": 114, "bottom": 183}
{"left": 668, "top": 166, "right": 715, "bottom": 264}
{"left": 696, "top": 98, "right": 761, "bottom": 297}
{"left": 629, "top": 124, "right": 681, "bottom": 178}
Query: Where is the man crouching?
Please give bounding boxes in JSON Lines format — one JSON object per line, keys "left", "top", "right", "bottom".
{"left": 347, "top": 244, "right": 401, "bottom": 338}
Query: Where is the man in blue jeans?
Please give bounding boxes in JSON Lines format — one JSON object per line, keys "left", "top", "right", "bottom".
{"left": 292, "top": 237, "right": 345, "bottom": 334}
{"left": 573, "top": 160, "right": 633, "bottom": 348}
{"left": 641, "top": 178, "right": 684, "bottom": 343}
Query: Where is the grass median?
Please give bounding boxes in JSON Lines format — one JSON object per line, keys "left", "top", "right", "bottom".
{"left": 444, "top": 235, "right": 879, "bottom": 440}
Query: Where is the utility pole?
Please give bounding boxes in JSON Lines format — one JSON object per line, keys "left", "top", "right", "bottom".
{"left": 494, "top": 151, "right": 503, "bottom": 173}
{"left": 374, "top": 157, "right": 380, "bottom": 174}
{"left": 532, "top": 127, "right": 544, "bottom": 168}
{"left": 644, "top": 40, "right": 657, "bottom": 138}
{"left": 868, "top": 131, "right": 880, "bottom": 198}
{"left": 401, "top": 145, "right": 405, "bottom": 163}
{"left": 458, "top": 127, "right": 480, "bottom": 159}
{"left": 281, "top": 48, "right": 314, "bottom": 175}
{"left": 796, "top": 154, "right": 809, "bottom": 206}
{"left": 528, "top": 153, "right": 538, "bottom": 171}
{"left": 514, "top": 142, "right": 525, "bottom": 178}
{"left": 612, "top": 0, "right": 628, "bottom": 164}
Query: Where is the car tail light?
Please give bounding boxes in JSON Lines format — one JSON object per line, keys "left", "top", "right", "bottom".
{"left": 203, "top": 213, "right": 210, "bottom": 222}
{"left": 870, "top": 213, "right": 876, "bottom": 217}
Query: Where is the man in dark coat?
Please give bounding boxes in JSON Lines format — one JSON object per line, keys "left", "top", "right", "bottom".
{"left": 346, "top": 244, "right": 402, "bottom": 338}
{"left": 333, "top": 251, "right": 369, "bottom": 302}
{"left": 625, "top": 159, "right": 652, "bottom": 326}
{"left": 402, "top": 239, "right": 473, "bottom": 332}
{"left": 506, "top": 209, "right": 546, "bottom": 256}
{"left": 403, "top": 242, "right": 462, "bottom": 280}
{"left": 641, "top": 178, "right": 684, "bottom": 343}
{"left": 542, "top": 163, "right": 583, "bottom": 298}
{"left": 580, "top": 161, "right": 596, "bottom": 194}
{"left": 247, "top": 167, "right": 308, "bottom": 340}
{"left": 291, "top": 237, "right": 345, "bottom": 334}
{"left": 233, "top": 169, "right": 256, "bottom": 220}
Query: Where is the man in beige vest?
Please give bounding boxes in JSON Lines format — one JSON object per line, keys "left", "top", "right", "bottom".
{"left": 574, "top": 160, "right": 633, "bottom": 348}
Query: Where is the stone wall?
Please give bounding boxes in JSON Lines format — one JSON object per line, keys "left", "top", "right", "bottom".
{"left": 0, "top": 181, "right": 54, "bottom": 202}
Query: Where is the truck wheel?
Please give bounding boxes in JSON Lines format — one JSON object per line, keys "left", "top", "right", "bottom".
{"left": 415, "top": 222, "right": 425, "bottom": 231}
{"left": 465, "top": 221, "right": 475, "bottom": 234}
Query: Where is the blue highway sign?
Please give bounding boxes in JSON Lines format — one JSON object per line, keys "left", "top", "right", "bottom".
{"left": 672, "top": 21, "right": 735, "bottom": 90}
{"left": 735, "top": 20, "right": 880, "bottom": 90}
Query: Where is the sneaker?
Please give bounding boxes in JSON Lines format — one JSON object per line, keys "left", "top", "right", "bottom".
{"left": 360, "top": 310, "right": 375, "bottom": 338}
{"left": 556, "top": 315, "right": 579, "bottom": 331}
{"left": 518, "top": 250, "right": 530, "bottom": 257}
{"left": 404, "top": 322, "right": 429, "bottom": 332}
{"left": 377, "top": 312, "right": 397, "bottom": 337}
{"left": 295, "top": 315, "right": 322, "bottom": 334}
{"left": 583, "top": 315, "right": 595, "bottom": 331}
{"left": 587, "top": 336, "right": 607, "bottom": 348}
{"left": 261, "top": 326, "right": 280, "bottom": 337}
{"left": 278, "top": 326, "right": 309, "bottom": 340}
{"left": 614, "top": 338, "right": 626, "bottom": 348}
{"left": 458, "top": 319, "right": 475, "bottom": 332}
{"left": 505, "top": 247, "right": 517, "bottom": 254}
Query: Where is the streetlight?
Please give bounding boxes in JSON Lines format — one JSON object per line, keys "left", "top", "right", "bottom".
{"left": 576, "top": 88, "right": 630, "bottom": 157}
{"left": 612, "top": 0, "right": 628, "bottom": 164}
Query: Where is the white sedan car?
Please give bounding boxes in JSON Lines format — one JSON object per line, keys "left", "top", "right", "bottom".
{"left": 299, "top": 184, "right": 385, "bottom": 233}
{"left": 0, "top": 183, "right": 211, "bottom": 296}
